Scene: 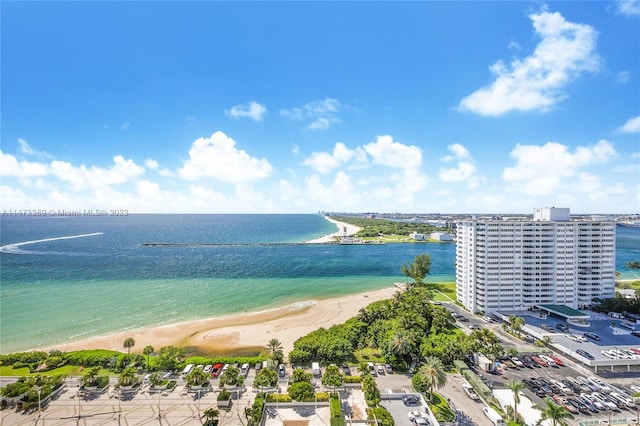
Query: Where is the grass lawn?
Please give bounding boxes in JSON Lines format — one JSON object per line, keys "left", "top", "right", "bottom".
{"left": 353, "top": 348, "right": 385, "bottom": 364}
{"left": 429, "top": 392, "right": 455, "bottom": 422}
{"left": 616, "top": 280, "right": 640, "bottom": 290}
{"left": 426, "top": 282, "right": 456, "bottom": 302}
{"left": 1, "top": 364, "right": 96, "bottom": 377}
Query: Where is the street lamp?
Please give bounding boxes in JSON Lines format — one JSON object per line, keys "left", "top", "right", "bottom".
{"left": 37, "top": 389, "right": 41, "bottom": 422}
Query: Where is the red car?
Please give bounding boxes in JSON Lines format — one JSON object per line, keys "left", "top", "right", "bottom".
{"left": 550, "top": 356, "right": 564, "bottom": 366}
{"left": 629, "top": 348, "right": 640, "bottom": 355}
{"left": 530, "top": 356, "right": 548, "bottom": 367}
{"left": 210, "top": 363, "right": 223, "bottom": 377}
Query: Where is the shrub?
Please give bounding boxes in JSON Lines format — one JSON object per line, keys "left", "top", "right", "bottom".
{"left": 217, "top": 389, "right": 231, "bottom": 401}
{"left": 367, "top": 407, "right": 394, "bottom": 426}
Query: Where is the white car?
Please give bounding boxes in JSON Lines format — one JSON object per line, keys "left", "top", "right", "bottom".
{"left": 592, "top": 392, "right": 618, "bottom": 410}
{"left": 510, "top": 357, "right": 524, "bottom": 368}
{"left": 408, "top": 411, "right": 428, "bottom": 421}
{"left": 610, "top": 392, "right": 634, "bottom": 407}
{"left": 588, "top": 376, "right": 611, "bottom": 393}
{"left": 462, "top": 383, "right": 479, "bottom": 400}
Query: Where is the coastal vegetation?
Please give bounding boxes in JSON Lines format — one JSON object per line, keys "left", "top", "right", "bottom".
{"left": 329, "top": 215, "right": 451, "bottom": 239}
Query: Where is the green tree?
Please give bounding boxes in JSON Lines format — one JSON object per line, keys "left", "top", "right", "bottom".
{"left": 291, "top": 368, "right": 312, "bottom": 384}
{"left": 219, "top": 366, "right": 240, "bottom": 387}
{"left": 288, "top": 381, "right": 314, "bottom": 401}
{"left": 401, "top": 254, "right": 432, "bottom": 286}
{"left": 82, "top": 366, "right": 101, "bottom": 386}
{"left": 123, "top": 337, "right": 135, "bottom": 356}
{"left": 386, "top": 330, "right": 414, "bottom": 361}
{"left": 149, "top": 372, "right": 163, "bottom": 387}
{"left": 321, "top": 365, "right": 344, "bottom": 395}
{"left": 417, "top": 356, "right": 447, "bottom": 403}
{"left": 155, "top": 346, "right": 185, "bottom": 371}
{"left": 253, "top": 368, "right": 278, "bottom": 392}
{"left": 118, "top": 366, "right": 137, "bottom": 387}
{"left": 508, "top": 315, "right": 526, "bottom": 336}
{"left": 142, "top": 345, "right": 154, "bottom": 369}
{"left": 203, "top": 408, "right": 219, "bottom": 426}
{"left": 186, "top": 368, "right": 210, "bottom": 388}
{"left": 535, "top": 398, "right": 574, "bottom": 426}
{"left": 507, "top": 380, "right": 526, "bottom": 422}
{"left": 266, "top": 339, "right": 283, "bottom": 357}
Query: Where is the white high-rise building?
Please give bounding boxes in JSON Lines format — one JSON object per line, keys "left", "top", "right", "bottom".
{"left": 456, "top": 207, "right": 616, "bottom": 313}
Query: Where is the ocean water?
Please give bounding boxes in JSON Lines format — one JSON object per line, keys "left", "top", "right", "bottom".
{"left": 0, "top": 214, "right": 638, "bottom": 353}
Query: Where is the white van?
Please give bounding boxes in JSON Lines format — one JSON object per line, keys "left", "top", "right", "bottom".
{"left": 312, "top": 362, "right": 321, "bottom": 376}
{"left": 182, "top": 364, "right": 194, "bottom": 375}
{"left": 483, "top": 406, "right": 505, "bottom": 426}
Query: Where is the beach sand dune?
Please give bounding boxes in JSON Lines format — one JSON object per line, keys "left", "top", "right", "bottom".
{"left": 40, "top": 287, "right": 399, "bottom": 356}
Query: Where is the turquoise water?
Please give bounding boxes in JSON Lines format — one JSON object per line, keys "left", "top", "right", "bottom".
{"left": 0, "top": 215, "right": 638, "bottom": 353}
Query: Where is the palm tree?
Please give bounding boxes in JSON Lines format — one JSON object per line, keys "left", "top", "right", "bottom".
{"left": 417, "top": 356, "right": 447, "bottom": 403}
{"left": 118, "top": 367, "right": 137, "bottom": 387}
{"left": 507, "top": 380, "right": 526, "bottom": 422}
{"left": 387, "top": 331, "right": 412, "bottom": 359}
{"left": 123, "top": 337, "right": 135, "bottom": 356}
{"left": 265, "top": 339, "right": 283, "bottom": 357}
{"left": 143, "top": 345, "right": 154, "bottom": 369}
{"left": 203, "top": 408, "right": 219, "bottom": 426}
{"left": 535, "top": 398, "right": 574, "bottom": 426}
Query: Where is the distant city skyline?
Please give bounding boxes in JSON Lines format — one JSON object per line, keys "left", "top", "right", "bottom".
{"left": 1, "top": 2, "right": 638, "bottom": 214}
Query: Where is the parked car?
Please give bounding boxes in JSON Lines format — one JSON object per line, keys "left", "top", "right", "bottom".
{"left": 210, "top": 363, "right": 223, "bottom": 377}
{"left": 375, "top": 363, "right": 385, "bottom": 375}
{"left": 556, "top": 323, "right": 569, "bottom": 332}
{"left": 403, "top": 395, "right": 421, "bottom": 406}
{"left": 278, "top": 364, "right": 286, "bottom": 377}
{"left": 384, "top": 363, "right": 393, "bottom": 374}
{"left": 583, "top": 332, "right": 601, "bottom": 341}
{"left": 340, "top": 363, "right": 351, "bottom": 375}
{"left": 576, "top": 349, "right": 594, "bottom": 360}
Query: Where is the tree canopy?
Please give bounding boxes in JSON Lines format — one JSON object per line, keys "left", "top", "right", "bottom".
{"left": 401, "top": 254, "right": 432, "bottom": 285}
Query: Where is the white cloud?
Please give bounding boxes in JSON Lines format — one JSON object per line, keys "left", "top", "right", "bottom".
{"left": 502, "top": 139, "right": 617, "bottom": 195}
{"left": 303, "top": 142, "right": 366, "bottom": 173}
{"left": 225, "top": 101, "right": 267, "bottom": 121}
{"left": 438, "top": 143, "right": 482, "bottom": 188}
{"left": 459, "top": 10, "right": 599, "bottom": 116}
{"left": 363, "top": 135, "right": 422, "bottom": 169}
{"left": 614, "top": 0, "right": 640, "bottom": 16}
{"left": 440, "top": 143, "right": 471, "bottom": 162}
{"left": 280, "top": 98, "right": 345, "bottom": 130}
{"left": 144, "top": 158, "right": 159, "bottom": 170}
{"left": 177, "top": 131, "right": 272, "bottom": 183}
{"left": 50, "top": 155, "right": 146, "bottom": 191}
{"left": 0, "top": 151, "right": 49, "bottom": 177}
{"left": 120, "top": 122, "right": 130, "bottom": 130}
{"left": 617, "top": 115, "right": 640, "bottom": 133}
{"left": 18, "top": 138, "right": 52, "bottom": 159}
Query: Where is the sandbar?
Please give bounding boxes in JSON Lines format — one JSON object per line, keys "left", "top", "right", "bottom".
{"left": 39, "top": 286, "right": 400, "bottom": 356}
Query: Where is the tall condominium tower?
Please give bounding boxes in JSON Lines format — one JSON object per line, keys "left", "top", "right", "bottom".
{"left": 455, "top": 207, "right": 616, "bottom": 314}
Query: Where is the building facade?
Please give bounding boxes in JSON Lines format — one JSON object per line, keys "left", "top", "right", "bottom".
{"left": 456, "top": 208, "right": 616, "bottom": 313}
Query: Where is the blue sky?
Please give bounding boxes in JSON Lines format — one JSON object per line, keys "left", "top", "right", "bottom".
{"left": 1, "top": 1, "right": 638, "bottom": 214}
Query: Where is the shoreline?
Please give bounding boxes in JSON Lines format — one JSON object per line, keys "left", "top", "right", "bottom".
{"left": 35, "top": 285, "right": 401, "bottom": 356}
{"left": 305, "top": 216, "right": 362, "bottom": 243}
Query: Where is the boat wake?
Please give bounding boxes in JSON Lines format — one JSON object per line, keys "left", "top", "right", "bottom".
{"left": 0, "top": 232, "right": 104, "bottom": 254}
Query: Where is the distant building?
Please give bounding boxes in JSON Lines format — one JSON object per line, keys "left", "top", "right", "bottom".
{"left": 430, "top": 232, "right": 453, "bottom": 241}
{"left": 409, "top": 232, "right": 427, "bottom": 241}
{"left": 456, "top": 207, "right": 616, "bottom": 313}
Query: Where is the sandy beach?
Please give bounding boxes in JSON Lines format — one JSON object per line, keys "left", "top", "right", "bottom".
{"left": 305, "top": 216, "right": 362, "bottom": 243}
{"left": 40, "top": 286, "right": 400, "bottom": 356}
